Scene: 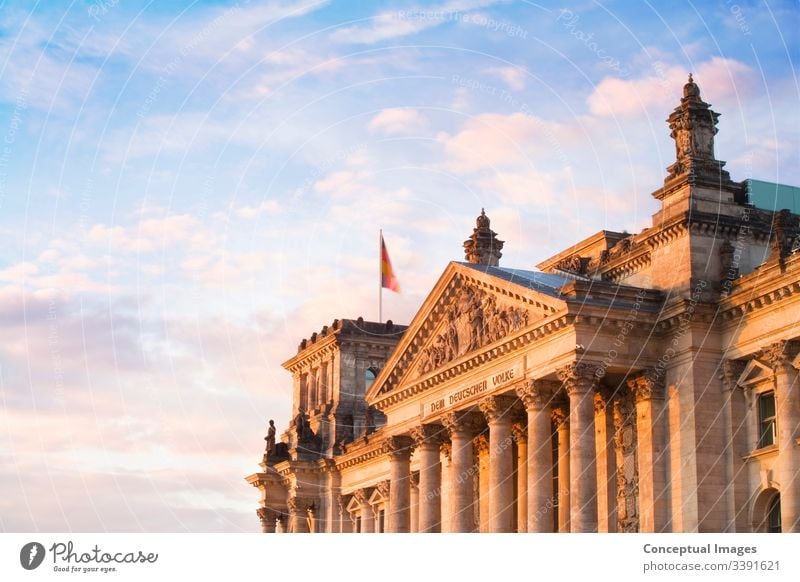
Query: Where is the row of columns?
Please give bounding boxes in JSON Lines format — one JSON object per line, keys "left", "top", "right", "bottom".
{"left": 269, "top": 361, "right": 671, "bottom": 533}
{"left": 378, "top": 363, "right": 668, "bottom": 533}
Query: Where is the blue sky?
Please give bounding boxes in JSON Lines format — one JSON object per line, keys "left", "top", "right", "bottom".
{"left": 0, "top": 0, "right": 797, "bottom": 532}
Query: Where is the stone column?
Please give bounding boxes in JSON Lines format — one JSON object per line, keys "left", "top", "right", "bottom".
{"left": 558, "top": 363, "right": 598, "bottom": 533}
{"left": 628, "top": 373, "right": 668, "bottom": 532}
{"left": 337, "top": 495, "right": 352, "bottom": 533}
{"left": 385, "top": 435, "right": 414, "bottom": 533}
{"left": 762, "top": 341, "right": 800, "bottom": 532}
{"left": 552, "top": 406, "right": 570, "bottom": 533}
{"left": 440, "top": 442, "right": 453, "bottom": 533}
{"left": 479, "top": 395, "right": 516, "bottom": 533}
{"left": 354, "top": 489, "right": 374, "bottom": 533}
{"left": 287, "top": 497, "right": 312, "bottom": 533}
{"left": 257, "top": 507, "right": 276, "bottom": 533}
{"left": 442, "top": 411, "right": 481, "bottom": 532}
{"left": 512, "top": 421, "right": 527, "bottom": 533}
{"left": 517, "top": 379, "right": 555, "bottom": 533}
{"left": 409, "top": 474, "right": 419, "bottom": 533}
{"left": 411, "top": 425, "right": 444, "bottom": 532}
{"left": 475, "top": 434, "right": 490, "bottom": 532}
{"left": 594, "top": 390, "right": 617, "bottom": 532}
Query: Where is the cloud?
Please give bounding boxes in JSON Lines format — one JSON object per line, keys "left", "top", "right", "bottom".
{"left": 88, "top": 214, "right": 205, "bottom": 253}
{"left": 485, "top": 66, "right": 527, "bottom": 91}
{"left": 587, "top": 57, "right": 756, "bottom": 118}
{"left": 329, "top": 0, "right": 507, "bottom": 44}
{"left": 368, "top": 108, "right": 428, "bottom": 135}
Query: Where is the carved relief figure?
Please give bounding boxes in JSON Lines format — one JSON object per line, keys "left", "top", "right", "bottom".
{"left": 416, "top": 284, "right": 533, "bottom": 376}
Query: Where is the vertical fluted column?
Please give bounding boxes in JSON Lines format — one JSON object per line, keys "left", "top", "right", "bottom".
{"left": 411, "top": 425, "right": 444, "bottom": 532}
{"left": 762, "top": 341, "right": 800, "bottom": 532}
{"left": 257, "top": 507, "right": 276, "bottom": 533}
{"left": 558, "top": 362, "right": 598, "bottom": 532}
{"left": 552, "top": 406, "right": 570, "bottom": 532}
{"left": 512, "top": 421, "right": 527, "bottom": 533}
{"left": 440, "top": 442, "right": 453, "bottom": 532}
{"left": 442, "top": 411, "right": 481, "bottom": 532}
{"left": 628, "top": 373, "right": 668, "bottom": 532}
{"left": 475, "top": 434, "right": 490, "bottom": 532}
{"left": 385, "top": 435, "right": 414, "bottom": 533}
{"left": 594, "top": 390, "right": 617, "bottom": 532}
{"left": 517, "top": 380, "right": 554, "bottom": 532}
{"left": 479, "top": 395, "right": 516, "bottom": 532}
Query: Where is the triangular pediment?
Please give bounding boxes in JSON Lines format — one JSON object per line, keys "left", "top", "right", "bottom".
{"left": 737, "top": 359, "right": 773, "bottom": 387}
{"left": 366, "top": 262, "right": 569, "bottom": 402}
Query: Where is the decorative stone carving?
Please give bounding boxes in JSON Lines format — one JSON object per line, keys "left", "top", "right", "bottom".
{"left": 382, "top": 435, "right": 413, "bottom": 457}
{"left": 287, "top": 496, "right": 314, "bottom": 514}
{"left": 410, "top": 424, "right": 445, "bottom": 447}
{"left": 555, "top": 255, "right": 589, "bottom": 275}
{"left": 720, "top": 359, "right": 746, "bottom": 391}
{"left": 441, "top": 411, "right": 483, "bottom": 437}
{"left": 550, "top": 406, "right": 568, "bottom": 428}
{"left": 664, "top": 75, "right": 731, "bottom": 183}
{"left": 375, "top": 480, "right": 390, "bottom": 499}
{"left": 478, "top": 395, "right": 516, "bottom": 423}
{"left": 473, "top": 433, "right": 490, "bottom": 455}
{"left": 511, "top": 421, "right": 527, "bottom": 444}
{"left": 440, "top": 441, "right": 452, "bottom": 461}
{"left": 463, "top": 209, "right": 504, "bottom": 266}
{"left": 613, "top": 392, "right": 639, "bottom": 533}
{"left": 760, "top": 340, "right": 800, "bottom": 371}
{"left": 594, "top": 391, "right": 609, "bottom": 414}
{"left": 515, "top": 379, "right": 554, "bottom": 411}
{"left": 626, "top": 374, "right": 665, "bottom": 402}
{"left": 416, "top": 284, "right": 531, "bottom": 376}
{"left": 557, "top": 362, "right": 598, "bottom": 395}
{"left": 352, "top": 489, "right": 369, "bottom": 506}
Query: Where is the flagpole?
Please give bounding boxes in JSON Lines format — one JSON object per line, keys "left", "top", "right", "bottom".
{"left": 379, "top": 229, "right": 383, "bottom": 324}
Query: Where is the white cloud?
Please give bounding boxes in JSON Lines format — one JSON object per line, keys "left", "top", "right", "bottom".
{"left": 368, "top": 108, "right": 428, "bottom": 135}
{"left": 485, "top": 66, "right": 527, "bottom": 91}
{"left": 587, "top": 57, "right": 756, "bottom": 118}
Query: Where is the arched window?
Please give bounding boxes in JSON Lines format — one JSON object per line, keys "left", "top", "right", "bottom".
{"left": 768, "top": 494, "right": 781, "bottom": 533}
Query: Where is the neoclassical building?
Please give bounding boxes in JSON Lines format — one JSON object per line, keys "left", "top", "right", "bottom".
{"left": 246, "top": 77, "right": 800, "bottom": 533}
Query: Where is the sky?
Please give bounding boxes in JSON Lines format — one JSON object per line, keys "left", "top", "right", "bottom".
{"left": 0, "top": 0, "right": 797, "bottom": 532}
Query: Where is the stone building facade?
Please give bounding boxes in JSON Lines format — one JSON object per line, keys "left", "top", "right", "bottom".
{"left": 246, "top": 77, "right": 800, "bottom": 533}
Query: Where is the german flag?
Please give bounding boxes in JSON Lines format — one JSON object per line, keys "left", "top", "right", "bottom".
{"left": 380, "top": 234, "right": 400, "bottom": 293}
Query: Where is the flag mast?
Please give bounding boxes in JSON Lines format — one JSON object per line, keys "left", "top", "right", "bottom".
{"left": 379, "top": 229, "right": 383, "bottom": 324}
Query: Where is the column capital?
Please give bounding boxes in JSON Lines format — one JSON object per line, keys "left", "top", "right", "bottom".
{"left": 410, "top": 424, "right": 446, "bottom": 447}
{"left": 382, "top": 435, "right": 414, "bottom": 457}
{"left": 473, "top": 433, "right": 490, "bottom": 455}
{"left": 257, "top": 506, "right": 275, "bottom": 521}
{"left": 551, "top": 406, "right": 569, "bottom": 428}
{"left": 557, "top": 362, "right": 600, "bottom": 395}
{"left": 478, "top": 394, "right": 516, "bottom": 423}
{"left": 441, "top": 410, "right": 483, "bottom": 437}
{"left": 440, "top": 441, "right": 452, "bottom": 461}
{"left": 626, "top": 374, "right": 665, "bottom": 402}
{"left": 515, "top": 379, "right": 557, "bottom": 411}
{"left": 287, "top": 496, "right": 315, "bottom": 514}
{"left": 353, "top": 488, "right": 369, "bottom": 506}
{"left": 594, "top": 390, "right": 611, "bottom": 414}
{"left": 511, "top": 421, "right": 527, "bottom": 443}
{"left": 376, "top": 480, "right": 390, "bottom": 499}
{"left": 719, "top": 359, "right": 746, "bottom": 391}
{"left": 760, "top": 340, "right": 800, "bottom": 371}
{"left": 409, "top": 472, "right": 419, "bottom": 488}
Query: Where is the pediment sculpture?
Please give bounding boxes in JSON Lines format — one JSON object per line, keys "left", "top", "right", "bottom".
{"left": 416, "top": 285, "right": 530, "bottom": 376}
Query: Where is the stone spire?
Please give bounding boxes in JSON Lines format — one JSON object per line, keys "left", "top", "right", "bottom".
{"left": 463, "top": 208, "right": 504, "bottom": 266}
{"left": 664, "top": 74, "right": 731, "bottom": 183}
